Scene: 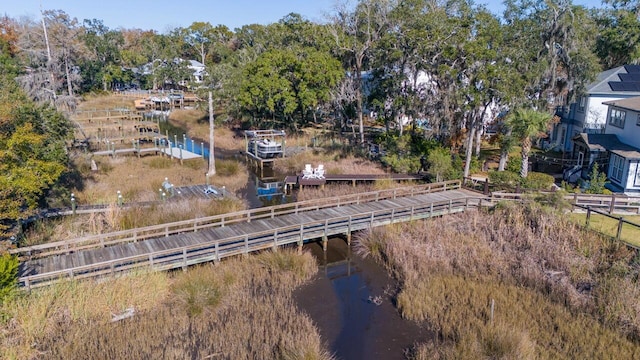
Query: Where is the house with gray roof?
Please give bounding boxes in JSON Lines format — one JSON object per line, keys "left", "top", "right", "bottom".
{"left": 552, "top": 65, "right": 640, "bottom": 152}
{"left": 568, "top": 96, "right": 640, "bottom": 193}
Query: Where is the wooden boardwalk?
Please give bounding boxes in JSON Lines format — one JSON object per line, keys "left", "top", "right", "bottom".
{"left": 16, "top": 181, "right": 482, "bottom": 288}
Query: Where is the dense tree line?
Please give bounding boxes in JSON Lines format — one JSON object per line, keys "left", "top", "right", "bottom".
{"left": 0, "top": 22, "right": 72, "bottom": 239}
{"left": 1, "top": 0, "right": 640, "bottom": 237}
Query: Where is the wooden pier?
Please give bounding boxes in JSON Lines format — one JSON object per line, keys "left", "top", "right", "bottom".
{"left": 92, "top": 143, "right": 202, "bottom": 163}
{"left": 14, "top": 181, "right": 482, "bottom": 288}
{"left": 284, "top": 173, "right": 425, "bottom": 192}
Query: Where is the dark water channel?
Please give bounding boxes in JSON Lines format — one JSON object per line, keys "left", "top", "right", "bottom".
{"left": 296, "top": 238, "right": 431, "bottom": 360}
{"left": 161, "top": 117, "right": 428, "bottom": 357}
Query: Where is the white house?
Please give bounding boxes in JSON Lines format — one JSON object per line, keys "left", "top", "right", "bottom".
{"left": 601, "top": 97, "right": 640, "bottom": 193}
{"left": 553, "top": 65, "right": 640, "bottom": 152}
{"left": 569, "top": 96, "right": 640, "bottom": 193}
{"left": 186, "top": 59, "right": 206, "bottom": 84}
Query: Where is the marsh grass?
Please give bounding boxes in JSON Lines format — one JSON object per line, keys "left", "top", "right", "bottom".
{"left": 118, "top": 198, "right": 245, "bottom": 229}
{"left": 1, "top": 250, "right": 332, "bottom": 360}
{"left": 274, "top": 149, "right": 386, "bottom": 176}
{"left": 215, "top": 158, "right": 240, "bottom": 176}
{"left": 296, "top": 179, "right": 413, "bottom": 202}
{"left": 357, "top": 204, "right": 640, "bottom": 359}
{"left": 169, "top": 109, "right": 245, "bottom": 152}
{"left": 23, "top": 197, "right": 246, "bottom": 244}
{"left": 74, "top": 155, "right": 209, "bottom": 204}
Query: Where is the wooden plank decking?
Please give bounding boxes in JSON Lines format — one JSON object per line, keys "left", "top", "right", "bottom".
{"left": 16, "top": 182, "right": 482, "bottom": 288}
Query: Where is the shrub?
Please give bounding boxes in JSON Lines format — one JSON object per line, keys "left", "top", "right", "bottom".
{"left": 381, "top": 153, "right": 421, "bottom": 173}
{"left": 520, "top": 172, "right": 554, "bottom": 190}
{"left": 488, "top": 170, "right": 519, "bottom": 188}
{"left": 506, "top": 156, "right": 522, "bottom": 173}
{"left": 0, "top": 253, "right": 18, "bottom": 303}
{"left": 585, "top": 163, "right": 609, "bottom": 194}
{"left": 427, "top": 147, "right": 453, "bottom": 182}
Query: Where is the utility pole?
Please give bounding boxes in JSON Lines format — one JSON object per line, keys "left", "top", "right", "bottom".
{"left": 207, "top": 91, "right": 216, "bottom": 178}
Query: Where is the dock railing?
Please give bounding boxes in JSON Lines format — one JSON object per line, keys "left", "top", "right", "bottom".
{"left": 11, "top": 180, "right": 461, "bottom": 260}
{"left": 19, "top": 193, "right": 477, "bottom": 289}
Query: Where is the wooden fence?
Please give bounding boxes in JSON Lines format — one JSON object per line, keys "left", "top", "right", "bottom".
{"left": 487, "top": 191, "right": 640, "bottom": 214}
{"left": 576, "top": 205, "right": 640, "bottom": 250}
{"left": 12, "top": 180, "right": 461, "bottom": 261}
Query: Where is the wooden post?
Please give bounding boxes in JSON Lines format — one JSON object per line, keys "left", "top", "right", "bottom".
{"left": 586, "top": 207, "right": 591, "bottom": 229}
{"left": 214, "top": 242, "right": 220, "bottom": 263}
{"left": 484, "top": 179, "right": 489, "bottom": 195}
{"left": 182, "top": 249, "right": 187, "bottom": 271}
{"left": 322, "top": 235, "right": 328, "bottom": 252}
{"left": 490, "top": 298, "right": 495, "bottom": 323}
{"left": 609, "top": 194, "right": 616, "bottom": 214}
{"left": 616, "top": 216, "right": 624, "bottom": 240}
{"left": 273, "top": 230, "right": 278, "bottom": 251}
{"left": 298, "top": 224, "right": 304, "bottom": 252}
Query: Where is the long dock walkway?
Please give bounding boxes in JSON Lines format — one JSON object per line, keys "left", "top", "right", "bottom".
{"left": 16, "top": 181, "right": 482, "bottom": 288}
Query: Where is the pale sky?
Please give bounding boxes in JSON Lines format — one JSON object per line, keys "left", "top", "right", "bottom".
{"left": 2, "top": 0, "right": 605, "bottom": 33}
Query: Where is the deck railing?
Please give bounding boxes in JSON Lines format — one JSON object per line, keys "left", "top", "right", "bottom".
{"left": 11, "top": 180, "right": 461, "bottom": 260}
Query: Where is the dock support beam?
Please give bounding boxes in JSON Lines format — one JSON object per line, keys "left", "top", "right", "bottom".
{"left": 298, "top": 224, "right": 304, "bottom": 253}
{"left": 322, "top": 235, "right": 328, "bottom": 252}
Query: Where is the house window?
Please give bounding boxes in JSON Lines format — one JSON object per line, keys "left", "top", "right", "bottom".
{"left": 609, "top": 109, "right": 626, "bottom": 128}
{"left": 579, "top": 97, "right": 586, "bottom": 112}
{"left": 610, "top": 153, "right": 625, "bottom": 183}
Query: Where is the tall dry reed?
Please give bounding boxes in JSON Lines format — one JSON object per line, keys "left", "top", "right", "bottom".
{"left": 1, "top": 250, "right": 333, "bottom": 360}
{"left": 356, "top": 203, "right": 640, "bottom": 359}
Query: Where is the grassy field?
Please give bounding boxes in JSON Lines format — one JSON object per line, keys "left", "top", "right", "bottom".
{"left": 356, "top": 203, "right": 640, "bottom": 359}
{"left": 569, "top": 212, "right": 640, "bottom": 248}
{"left": 0, "top": 250, "right": 332, "bottom": 360}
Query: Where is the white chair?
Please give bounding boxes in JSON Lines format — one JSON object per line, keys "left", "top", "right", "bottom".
{"left": 302, "top": 164, "right": 314, "bottom": 179}
{"left": 314, "top": 164, "right": 325, "bottom": 179}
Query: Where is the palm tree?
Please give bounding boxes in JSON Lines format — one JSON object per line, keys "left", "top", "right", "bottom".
{"left": 508, "top": 108, "right": 552, "bottom": 178}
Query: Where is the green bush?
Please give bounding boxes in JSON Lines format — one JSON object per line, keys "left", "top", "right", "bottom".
{"left": 381, "top": 153, "right": 421, "bottom": 173}
{"left": 521, "top": 172, "right": 554, "bottom": 190}
{"left": 427, "top": 147, "right": 453, "bottom": 182}
{"left": 506, "top": 156, "right": 522, "bottom": 173}
{"left": 488, "top": 170, "right": 520, "bottom": 188}
{"left": 0, "top": 253, "right": 19, "bottom": 303}
{"left": 585, "top": 163, "right": 609, "bottom": 194}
